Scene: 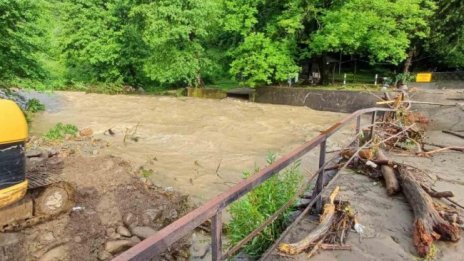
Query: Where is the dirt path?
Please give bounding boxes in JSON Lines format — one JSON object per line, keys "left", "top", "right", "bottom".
{"left": 30, "top": 92, "right": 348, "bottom": 203}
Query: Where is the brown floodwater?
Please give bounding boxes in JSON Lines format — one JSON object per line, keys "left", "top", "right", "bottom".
{"left": 31, "top": 91, "right": 351, "bottom": 203}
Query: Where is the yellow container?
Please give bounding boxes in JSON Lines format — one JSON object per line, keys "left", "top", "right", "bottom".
{"left": 416, "top": 73, "right": 433, "bottom": 83}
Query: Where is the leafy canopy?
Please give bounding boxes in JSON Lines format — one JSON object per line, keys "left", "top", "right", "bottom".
{"left": 0, "top": 0, "right": 48, "bottom": 81}
{"left": 309, "top": 0, "right": 435, "bottom": 64}
{"left": 131, "top": 0, "right": 221, "bottom": 87}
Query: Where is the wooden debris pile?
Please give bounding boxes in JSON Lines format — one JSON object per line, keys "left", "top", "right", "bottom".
{"left": 277, "top": 91, "right": 463, "bottom": 259}
{"left": 278, "top": 187, "right": 355, "bottom": 257}
{"left": 348, "top": 92, "right": 463, "bottom": 257}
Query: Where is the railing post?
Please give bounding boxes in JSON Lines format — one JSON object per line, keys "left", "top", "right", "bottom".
{"left": 355, "top": 115, "right": 361, "bottom": 148}
{"left": 211, "top": 210, "right": 223, "bottom": 261}
{"left": 315, "top": 139, "right": 326, "bottom": 212}
{"left": 370, "top": 111, "right": 377, "bottom": 140}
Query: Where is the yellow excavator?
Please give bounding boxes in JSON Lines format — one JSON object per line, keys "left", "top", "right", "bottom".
{"left": 0, "top": 99, "right": 74, "bottom": 232}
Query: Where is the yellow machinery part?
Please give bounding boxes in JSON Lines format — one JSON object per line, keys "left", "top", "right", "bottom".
{"left": 0, "top": 99, "right": 28, "bottom": 145}
{"left": 0, "top": 180, "right": 28, "bottom": 209}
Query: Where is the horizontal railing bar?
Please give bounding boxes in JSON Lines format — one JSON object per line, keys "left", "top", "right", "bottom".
{"left": 113, "top": 107, "right": 394, "bottom": 261}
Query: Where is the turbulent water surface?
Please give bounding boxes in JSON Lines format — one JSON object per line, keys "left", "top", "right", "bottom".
{"left": 31, "top": 91, "right": 351, "bottom": 203}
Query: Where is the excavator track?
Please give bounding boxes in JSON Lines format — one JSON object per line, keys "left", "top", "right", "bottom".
{"left": 0, "top": 181, "right": 75, "bottom": 232}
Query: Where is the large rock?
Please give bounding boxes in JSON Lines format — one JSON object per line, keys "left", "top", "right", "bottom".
{"left": 98, "top": 251, "right": 112, "bottom": 261}
{"left": 79, "top": 128, "right": 93, "bottom": 137}
{"left": 117, "top": 226, "right": 131, "bottom": 237}
{"left": 122, "top": 213, "right": 139, "bottom": 228}
{"left": 104, "top": 240, "right": 132, "bottom": 254}
{"left": 129, "top": 236, "right": 141, "bottom": 245}
{"left": 130, "top": 226, "right": 157, "bottom": 239}
{"left": 38, "top": 244, "right": 69, "bottom": 261}
{"left": 26, "top": 150, "right": 43, "bottom": 158}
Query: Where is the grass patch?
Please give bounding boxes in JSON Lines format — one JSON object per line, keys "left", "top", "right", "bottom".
{"left": 228, "top": 153, "right": 302, "bottom": 258}
{"left": 205, "top": 78, "right": 239, "bottom": 90}
{"left": 44, "top": 123, "right": 79, "bottom": 140}
{"left": 140, "top": 167, "right": 154, "bottom": 178}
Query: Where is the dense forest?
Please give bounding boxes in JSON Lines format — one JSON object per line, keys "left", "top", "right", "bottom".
{"left": 1, "top": 0, "right": 463, "bottom": 90}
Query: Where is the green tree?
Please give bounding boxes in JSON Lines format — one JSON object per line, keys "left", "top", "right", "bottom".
{"left": 0, "top": 0, "right": 48, "bottom": 82}
{"left": 229, "top": 33, "right": 299, "bottom": 87}
{"left": 309, "top": 0, "right": 435, "bottom": 71}
{"left": 428, "top": 0, "right": 464, "bottom": 67}
{"left": 131, "top": 0, "right": 221, "bottom": 87}
{"left": 223, "top": 0, "right": 302, "bottom": 87}
{"left": 59, "top": 0, "right": 124, "bottom": 83}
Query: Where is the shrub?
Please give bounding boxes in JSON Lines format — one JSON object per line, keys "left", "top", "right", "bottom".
{"left": 44, "top": 123, "right": 78, "bottom": 140}
{"left": 26, "top": 98, "right": 45, "bottom": 113}
{"left": 228, "top": 153, "right": 302, "bottom": 258}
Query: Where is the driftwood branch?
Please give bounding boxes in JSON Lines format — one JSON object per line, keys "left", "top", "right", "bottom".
{"left": 397, "top": 165, "right": 460, "bottom": 257}
{"left": 418, "top": 146, "right": 464, "bottom": 157}
{"left": 278, "top": 187, "right": 340, "bottom": 255}
{"left": 442, "top": 130, "right": 464, "bottom": 139}
{"left": 421, "top": 185, "right": 454, "bottom": 199}
{"left": 375, "top": 150, "right": 400, "bottom": 195}
{"left": 423, "top": 142, "right": 464, "bottom": 152}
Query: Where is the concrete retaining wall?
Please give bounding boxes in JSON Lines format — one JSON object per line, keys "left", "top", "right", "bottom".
{"left": 255, "top": 87, "right": 379, "bottom": 113}
{"left": 255, "top": 86, "right": 464, "bottom": 131}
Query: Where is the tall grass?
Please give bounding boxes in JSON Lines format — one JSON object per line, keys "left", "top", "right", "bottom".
{"left": 228, "top": 153, "right": 302, "bottom": 258}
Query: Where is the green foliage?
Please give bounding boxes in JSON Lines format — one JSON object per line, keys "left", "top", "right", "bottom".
{"left": 229, "top": 33, "right": 299, "bottom": 87}
{"left": 309, "top": 0, "right": 436, "bottom": 64}
{"left": 428, "top": 0, "right": 464, "bottom": 67}
{"left": 0, "top": 0, "right": 460, "bottom": 91}
{"left": 0, "top": 0, "right": 48, "bottom": 82}
{"left": 228, "top": 153, "right": 302, "bottom": 258}
{"left": 44, "top": 123, "right": 78, "bottom": 140}
{"left": 58, "top": 0, "right": 125, "bottom": 83}
{"left": 131, "top": 0, "right": 221, "bottom": 87}
{"left": 140, "top": 167, "right": 154, "bottom": 178}
{"left": 26, "top": 98, "right": 45, "bottom": 113}
{"left": 395, "top": 72, "right": 415, "bottom": 85}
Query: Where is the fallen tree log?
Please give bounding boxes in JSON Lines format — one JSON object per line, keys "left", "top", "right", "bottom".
{"left": 278, "top": 186, "right": 339, "bottom": 255}
{"left": 375, "top": 150, "right": 400, "bottom": 196}
{"left": 397, "top": 165, "right": 460, "bottom": 257}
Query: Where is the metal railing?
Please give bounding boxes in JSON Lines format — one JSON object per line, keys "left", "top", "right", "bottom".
{"left": 113, "top": 107, "right": 394, "bottom": 261}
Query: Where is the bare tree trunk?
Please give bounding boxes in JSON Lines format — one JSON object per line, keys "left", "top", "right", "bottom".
{"left": 403, "top": 46, "right": 416, "bottom": 73}
{"left": 320, "top": 55, "right": 330, "bottom": 86}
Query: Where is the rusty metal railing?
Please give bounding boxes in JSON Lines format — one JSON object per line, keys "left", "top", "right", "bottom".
{"left": 113, "top": 107, "right": 394, "bottom": 261}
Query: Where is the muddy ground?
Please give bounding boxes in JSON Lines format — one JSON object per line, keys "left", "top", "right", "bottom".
{"left": 1, "top": 137, "right": 191, "bottom": 261}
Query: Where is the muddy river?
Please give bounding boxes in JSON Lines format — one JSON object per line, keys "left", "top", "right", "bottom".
{"left": 29, "top": 91, "right": 351, "bottom": 203}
